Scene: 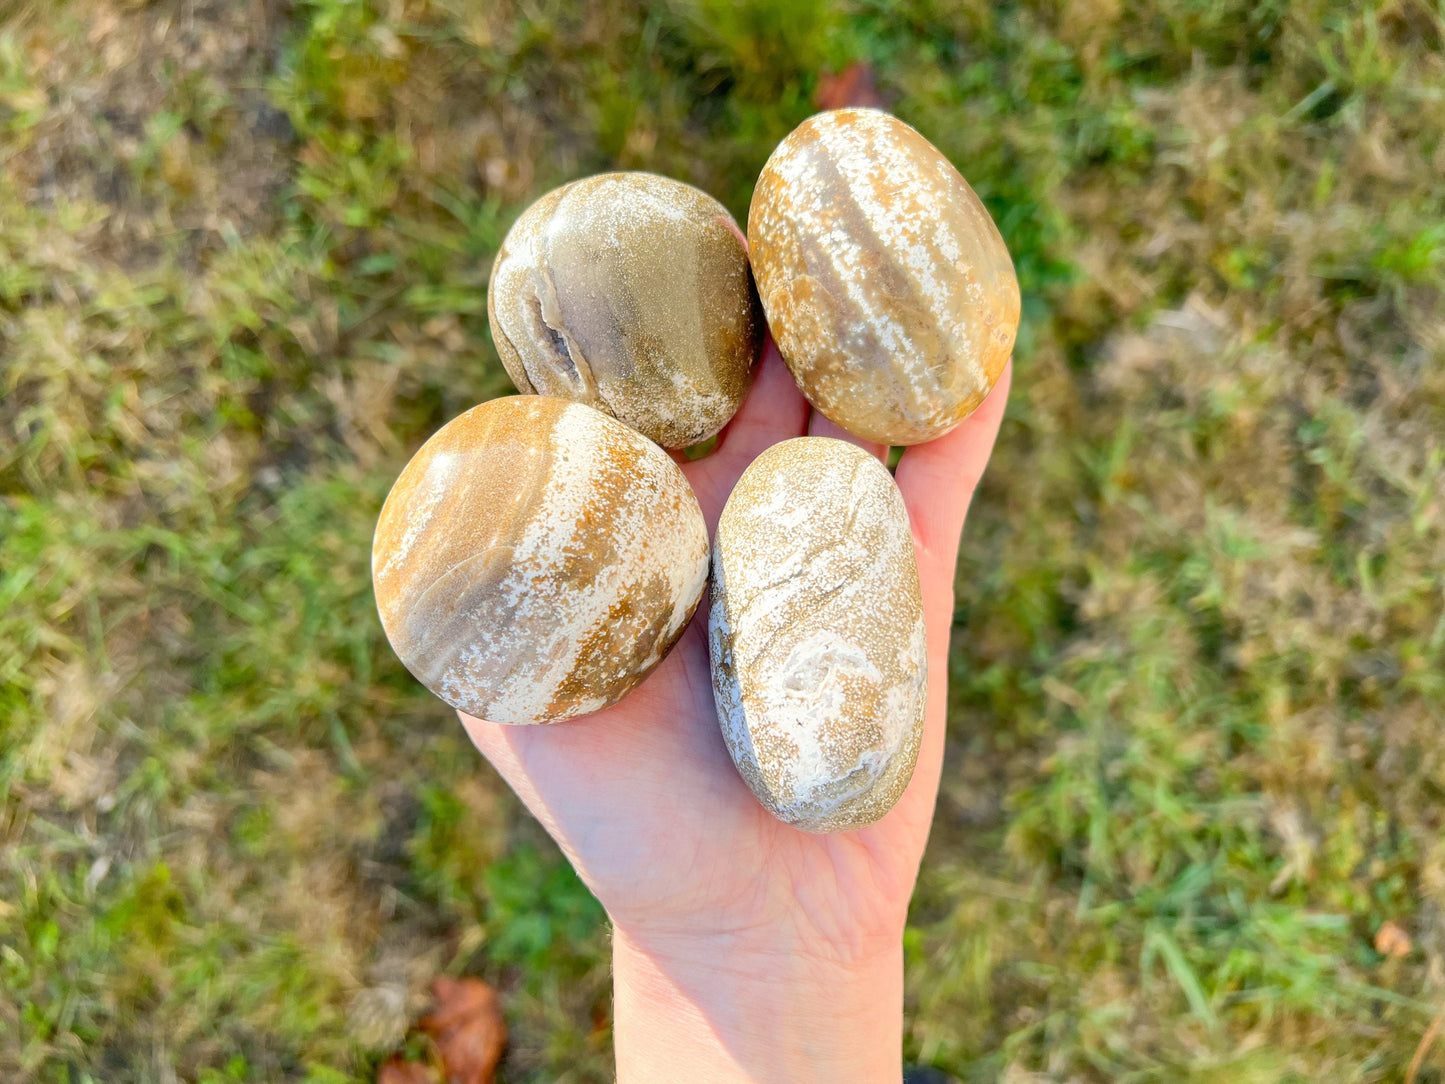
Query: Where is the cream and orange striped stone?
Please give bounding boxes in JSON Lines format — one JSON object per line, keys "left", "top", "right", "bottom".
{"left": 748, "top": 108, "right": 1020, "bottom": 445}
{"left": 372, "top": 396, "right": 709, "bottom": 725}
{"left": 709, "top": 437, "right": 926, "bottom": 832}
{"left": 488, "top": 172, "right": 764, "bottom": 448}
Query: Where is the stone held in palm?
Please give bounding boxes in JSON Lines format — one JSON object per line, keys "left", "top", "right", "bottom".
{"left": 488, "top": 171, "right": 765, "bottom": 448}
{"left": 708, "top": 437, "right": 927, "bottom": 832}
{"left": 372, "top": 395, "right": 710, "bottom": 725}
{"left": 748, "top": 107, "right": 1020, "bottom": 445}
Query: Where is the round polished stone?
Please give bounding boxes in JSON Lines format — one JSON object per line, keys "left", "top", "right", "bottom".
{"left": 372, "top": 396, "right": 710, "bottom": 725}
{"left": 749, "top": 108, "right": 1019, "bottom": 445}
{"left": 488, "top": 172, "right": 764, "bottom": 448}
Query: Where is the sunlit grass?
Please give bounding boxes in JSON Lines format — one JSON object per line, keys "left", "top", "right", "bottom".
{"left": 2, "top": 0, "right": 1443, "bottom": 1080}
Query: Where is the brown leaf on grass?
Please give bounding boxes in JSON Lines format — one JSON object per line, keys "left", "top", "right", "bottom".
{"left": 419, "top": 977, "right": 507, "bottom": 1084}
{"left": 1375, "top": 919, "right": 1413, "bottom": 958}
{"left": 377, "top": 1057, "right": 437, "bottom": 1084}
{"left": 814, "top": 62, "right": 885, "bottom": 111}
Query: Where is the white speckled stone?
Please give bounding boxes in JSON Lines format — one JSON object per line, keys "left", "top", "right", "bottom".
{"left": 708, "top": 437, "right": 926, "bottom": 832}
{"left": 749, "top": 108, "right": 1020, "bottom": 445}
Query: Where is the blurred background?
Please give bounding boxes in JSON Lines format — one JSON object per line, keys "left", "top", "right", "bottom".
{"left": 2, "top": 1, "right": 1444, "bottom": 1080}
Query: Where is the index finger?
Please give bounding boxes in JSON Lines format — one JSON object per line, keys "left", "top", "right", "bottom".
{"left": 683, "top": 338, "right": 809, "bottom": 530}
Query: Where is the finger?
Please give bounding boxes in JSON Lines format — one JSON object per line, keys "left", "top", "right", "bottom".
{"left": 884, "top": 627, "right": 955, "bottom": 846}
{"left": 458, "top": 712, "right": 553, "bottom": 817}
{"left": 894, "top": 363, "right": 1011, "bottom": 575}
{"left": 717, "top": 213, "right": 748, "bottom": 252}
{"left": 805, "top": 410, "right": 889, "bottom": 463}
{"left": 460, "top": 709, "right": 643, "bottom": 881}
{"left": 883, "top": 366, "right": 1011, "bottom": 839}
{"left": 685, "top": 338, "right": 809, "bottom": 528}
{"left": 713, "top": 336, "right": 809, "bottom": 466}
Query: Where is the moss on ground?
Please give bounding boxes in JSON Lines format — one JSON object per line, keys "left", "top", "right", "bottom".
{"left": 2, "top": 0, "right": 1443, "bottom": 1080}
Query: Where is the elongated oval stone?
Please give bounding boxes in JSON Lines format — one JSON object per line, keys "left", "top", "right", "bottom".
{"left": 708, "top": 437, "right": 926, "bottom": 832}
{"left": 488, "top": 172, "right": 764, "bottom": 448}
{"left": 748, "top": 108, "right": 1020, "bottom": 445}
{"left": 372, "top": 396, "right": 709, "bottom": 725}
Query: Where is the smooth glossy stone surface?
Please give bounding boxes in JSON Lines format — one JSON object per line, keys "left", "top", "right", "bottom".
{"left": 372, "top": 396, "right": 709, "bottom": 725}
{"left": 748, "top": 108, "right": 1020, "bottom": 445}
{"left": 488, "top": 172, "right": 764, "bottom": 448}
{"left": 708, "top": 437, "right": 926, "bottom": 832}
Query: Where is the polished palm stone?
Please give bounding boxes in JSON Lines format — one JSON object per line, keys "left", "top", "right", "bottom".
{"left": 488, "top": 172, "right": 764, "bottom": 448}
{"left": 709, "top": 437, "right": 926, "bottom": 832}
{"left": 748, "top": 108, "right": 1019, "bottom": 445}
{"left": 372, "top": 396, "right": 710, "bottom": 725}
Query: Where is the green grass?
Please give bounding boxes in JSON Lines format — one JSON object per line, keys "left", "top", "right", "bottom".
{"left": 2, "top": 0, "right": 1443, "bottom": 1080}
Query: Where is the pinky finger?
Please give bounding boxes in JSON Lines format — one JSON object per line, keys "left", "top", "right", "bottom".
{"left": 894, "top": 364, "right": 1011, "bottom": 576}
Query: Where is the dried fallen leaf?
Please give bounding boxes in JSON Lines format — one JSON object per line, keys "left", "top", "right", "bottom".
{"left": 1375, "top": 919, "right": 1412, "bottom": 958}
{"left": 376, "top": 1057, "right": 437, "bottom": 1084}
{"left": 815, "top": 61, "right": 885, "bottom": 112}
{"left": 419, "top": 977, "right": 507, "bottom": 1084}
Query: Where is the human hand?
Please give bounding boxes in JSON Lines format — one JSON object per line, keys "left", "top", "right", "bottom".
{"left": 461, "top": 339, "right": 1010, "bottom": 1081}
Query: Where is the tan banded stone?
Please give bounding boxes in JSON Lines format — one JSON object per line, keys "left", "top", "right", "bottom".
{"left": 748, "top": 108, "right": 1019, "bottom": 445}
{"left": 488, "top": 172, "right": 764, "bottom": 448}
{"left": 709, "top": 437, "right": 926, "bottom": 832}
{"left": 372, "top": 396, "right": 709, "bottom": 725}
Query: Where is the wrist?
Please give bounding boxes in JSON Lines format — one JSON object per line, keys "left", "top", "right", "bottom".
{"left": 612, "top": 922, "right": 904, "bottom": 1083}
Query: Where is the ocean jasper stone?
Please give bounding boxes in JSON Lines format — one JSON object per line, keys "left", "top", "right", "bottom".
{"left": 748, "top": 108, "right": 1020, "bottom": 445}
{"left": 708, "top": 437, "right": 926, "bottom": 832}
{"left": 372, "top": 396, "right": 709, "bottom": 725}
{"left": 488, "top": 172, "right": 764, "bottom": 448}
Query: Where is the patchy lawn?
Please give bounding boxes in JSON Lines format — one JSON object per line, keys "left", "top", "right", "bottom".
{"left": 2, "top": 1, "right": 1443, "bottom": 1080}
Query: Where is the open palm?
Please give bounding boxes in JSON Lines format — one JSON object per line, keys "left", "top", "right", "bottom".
{"left": 460, "top": 337, "right": 1010, "bottom": 973}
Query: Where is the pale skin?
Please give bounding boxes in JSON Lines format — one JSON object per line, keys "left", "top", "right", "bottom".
{"left": 462, "top": 339, "right": 1010, "bottom": 1081}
